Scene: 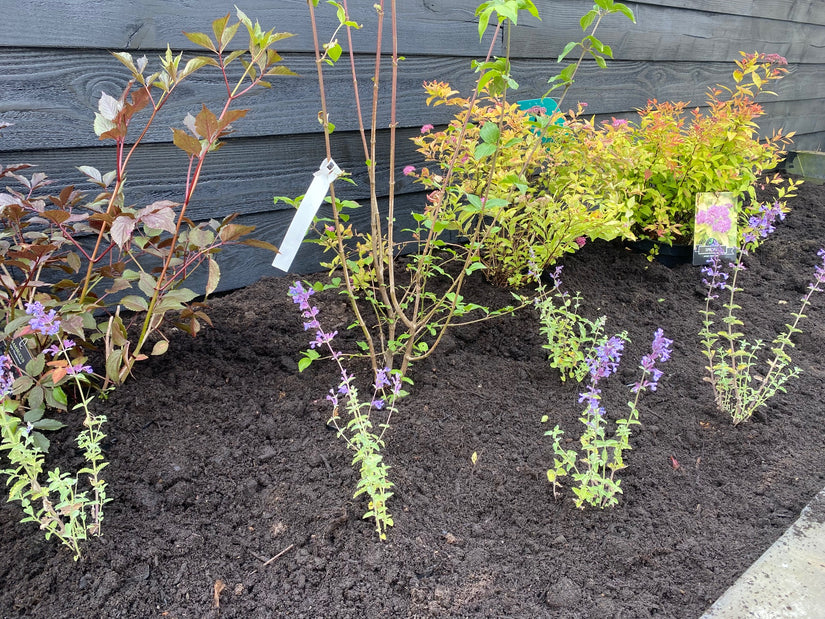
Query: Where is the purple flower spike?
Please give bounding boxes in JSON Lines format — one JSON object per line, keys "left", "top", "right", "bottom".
{"left": 701, "top": 255, "right": 729, "bottom": 299}
{"left": 374, "top": 367, "right": 390, "bottom": 391}
{"left": 0, "top": 354, "right": 15, "bottom": 398}
{"left": 25, "top": 301, "right": 61, "bottom": 336}
{"left": 650, "top": 328, "right": 673, "bottom": 362}
{"left": 578, "top": 386, "right": 602, "bottom": 416}
{"left": 587, "top": 336, "right": 625, "bottom": 382}
{"left": 288, "top": 281, "right": 314, "bottom": 309}
{"left": 813, "top": 249, "right": 825, "bottom": 285}
{"left": 289, "top": 281, "right": 339, "bottom": 351}
{"left": 632, "top": 329, "right": 672, "bottom": 393}
{"left": 66, "top": 363, "right": 94, "bottom": 376}
{"left": 549, "top": 265, "right": 564, "bottom": 289}
{"left": 745, "top": 200, "right": 785, "bottom": 245}
{"left": 391, "top": 373, "right": 403, "bottom": 396}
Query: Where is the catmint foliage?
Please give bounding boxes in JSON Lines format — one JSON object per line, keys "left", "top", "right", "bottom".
{"left": 289, "top": 281, "right": 398, "bottom": 540}
{"left": 533, "top": 265, "right": 628, "bottom": 382}
{"left": 544, "top": 329, "right": 672, "bottom": 509}
{"left": 700, "top": 202, "right": 825, "bottom": 424}
{"left": 0, "top": 304, "right": 109, "bottom": 560}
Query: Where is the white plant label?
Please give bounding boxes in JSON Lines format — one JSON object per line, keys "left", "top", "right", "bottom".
{"left": 272, "top": 158, "right": 342, "bottom": 272}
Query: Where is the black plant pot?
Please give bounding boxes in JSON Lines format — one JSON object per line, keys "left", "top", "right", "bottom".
{"left": 626, "top": 239, "right": 693, "bottom": 268}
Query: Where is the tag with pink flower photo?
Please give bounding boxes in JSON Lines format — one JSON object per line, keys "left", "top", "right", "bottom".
{"left": 693, "top": 192, "right": 738, "bottom": 265}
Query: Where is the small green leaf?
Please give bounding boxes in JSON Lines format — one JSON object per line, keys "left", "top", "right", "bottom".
{"left": 32, "top": 418, "right": 66, "bottom": 432}
{"left": 558, "top": 41, "right": 578, "bottom": 63}
{"left": 138, "top": 271, "right": 157, "bottom": 298}
{"left": 183, "top": 31, "right": 216, "bottom": 52}
{"left": 206, "top": 256, "right": 221, "bottom": 297}
{"left": 23, "top": 408, "right": 45, "bottom": 423}
{"left": 120, "top": 295, "right": 149, "bottom": 312}
{"left": 25, "top": 355, "right": 45, "bottom": 378}
{"left": 31, "top": 431, "right": 50, "bottom": 453}
{"left": 479, "top": 121, "right": 500, "bottom": 144}
{"left": 325, "top": 41, "right": 342, "bottom": 64}
{"left": 51, "top": 386, "right": 68, "bottom": 407}
{"left": 105, "top": 349, "right": 124, "bottom": 384}
{"left": 473, "top": 142, "right": 497, "bottom": 160}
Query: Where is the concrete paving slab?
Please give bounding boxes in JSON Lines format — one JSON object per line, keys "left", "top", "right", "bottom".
{"left": 701, "top": 487, "right": 825, "bottom": 618}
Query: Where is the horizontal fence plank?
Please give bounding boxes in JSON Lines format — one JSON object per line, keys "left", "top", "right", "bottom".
{"left": 0, "top": 129, "right": 429, "bottom": 223}
{"left": 2, "top": 50, "right": 822, "bottom": 153}
{"left": 0, "top": 0, "right": 494, "bottom": 57}
{"left": 791, "top": 134, "right": 825, "bottom": 152}
{"left": 5, "top": 89, "right": 815, "bottom": 227}
{"left": 510, "top": 2, "right": 825, "bottom": 63}
{"left": 0, "top": 50, "right": 483, "bottom": 152}
{"left": 3, "top": 95, "right": 816, "bottom": 227}
{"left": 634, "top": 0, "right": 825, "bottom": 26}
{"left": 511, "top": 61, "right": 825, "bottom": 116}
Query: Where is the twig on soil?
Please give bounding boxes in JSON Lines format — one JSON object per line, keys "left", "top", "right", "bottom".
{"left": 247, "top": 543, "right": 295, "bottom": 577}
{"left": 246, "top": 549, "right": 269, "bottom": 563}
{"left": 261, "top": 544, "right": 295, "bottom": 567}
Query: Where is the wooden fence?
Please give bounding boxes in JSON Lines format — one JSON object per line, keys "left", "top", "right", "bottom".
{"left": 1, "top": 1, "right": 823, "bottom": 291}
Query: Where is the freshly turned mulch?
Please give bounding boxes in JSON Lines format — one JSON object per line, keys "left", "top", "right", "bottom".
{"left": 2, "top": 176, "right": 825, "bottom": 618}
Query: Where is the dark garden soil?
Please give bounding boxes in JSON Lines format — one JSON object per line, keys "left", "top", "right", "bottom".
{"left": 3, "top": 176, "right": 825, "bottom": 618}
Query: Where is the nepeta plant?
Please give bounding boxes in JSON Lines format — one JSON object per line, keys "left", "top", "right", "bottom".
{"left": 0, "top": 305, "right": 109, "bottom": 560}
{"left": 533, "top": 265, "right": 628, "bottom": 382}
{"left": 544, "top": 329, "right": 672, "bottom": 508}
{"left": 288, "top": 281, "right": 400, "bottom": 540}
{"left": 699, "top": 202, "right": 825, "bottom": 425}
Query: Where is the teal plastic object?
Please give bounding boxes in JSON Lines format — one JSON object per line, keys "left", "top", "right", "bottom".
{"left": 516, "top": 98, "right": 564, "bottom": 141}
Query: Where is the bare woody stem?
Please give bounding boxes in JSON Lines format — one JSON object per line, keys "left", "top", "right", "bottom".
{"left": 308, "top": 0, "right": 380, "bottom": 372}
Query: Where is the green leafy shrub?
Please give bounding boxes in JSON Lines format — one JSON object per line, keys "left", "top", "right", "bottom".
{"left": 586, "top": 52, "right": 797, "bottom": 246}
{"left": 412, "top": 90, "right": 633, "bottom": 288}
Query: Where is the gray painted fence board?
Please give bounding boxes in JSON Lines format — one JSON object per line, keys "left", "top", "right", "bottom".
{"left": 0, "top": 50, "right": 485, "bottom": 152}
{"left": 0, "top": 0, "right": 493, "bottom": 57}
{"left": 510, "top": 2, "right": 825, "bottom": 63}
{"left": 0, "top": 129, "right": 428, "bottom": 223}
{"left": 510, "top": 61, "right": 823, "bottom": 117}
{"left": 2, "top": 50, "right": 821, "bottom": 153}
{"left": 4, "top": 98, "right": 815, "bottom": 237}
{"left": 633, "top": 0, "right": 825, "bottom": 26}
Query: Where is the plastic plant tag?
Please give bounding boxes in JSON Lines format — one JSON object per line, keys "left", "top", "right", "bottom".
{"left": 517, "top": 98, "right": 564, "bottom": 142}
{"left": 272, "top": 158, "right": 342, "bottom": 272}
{"left": 6, "top": 337, "right": 33, "bottom": 367}
{"left": 517, "top": 97, "right": 562, "bottom": 118}
{"left": 693, "top": 192, "right": 738, "bottom": 265}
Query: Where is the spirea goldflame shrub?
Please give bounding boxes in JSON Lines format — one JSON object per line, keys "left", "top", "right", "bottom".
{"left": 585, "top": 51, "right": 797, "bottom": 246}
{"left": 412, "top": 84, "right": 633, "bottom": 288}
{"left": 411, "top": 53, "right": 797, "bottom": 288}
